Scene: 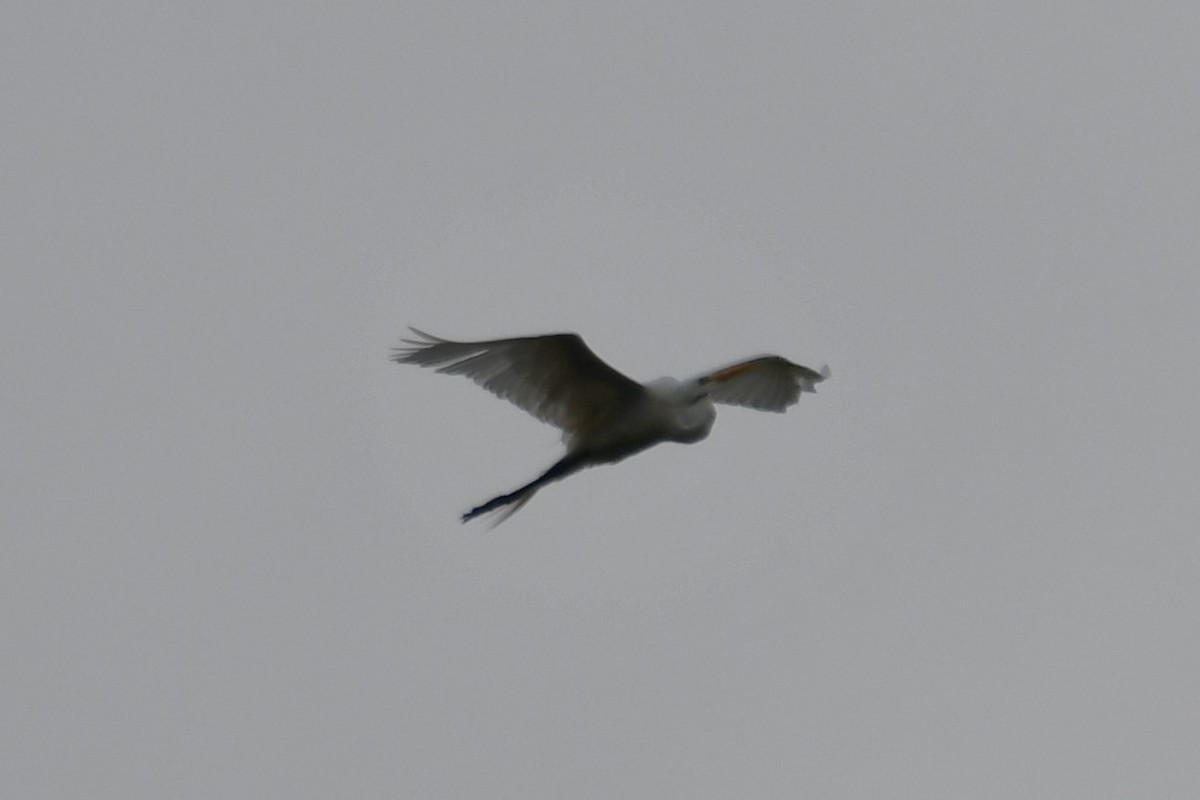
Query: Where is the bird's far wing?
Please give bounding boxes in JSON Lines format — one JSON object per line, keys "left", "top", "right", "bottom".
{"left": 391, "top": 328, "right": 647, "bottom": 434}
{"left": 698, "top": 356, "right": 830, "bottom": 412}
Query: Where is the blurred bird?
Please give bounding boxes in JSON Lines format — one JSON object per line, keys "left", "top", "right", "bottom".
{"left": 391, "top": 328, "right": 830, "bottom": 526}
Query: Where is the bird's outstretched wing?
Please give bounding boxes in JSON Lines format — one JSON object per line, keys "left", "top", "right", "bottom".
{"left": 391, "top": 328, "right": 647, "bottom": 435}
{"left": 698, "top": 356, "right": 830, "bottom": 412}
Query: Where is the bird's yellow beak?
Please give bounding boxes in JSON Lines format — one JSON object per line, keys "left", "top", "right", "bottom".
{"left": 705, "top": 362, "right": 756, "bottom": 383}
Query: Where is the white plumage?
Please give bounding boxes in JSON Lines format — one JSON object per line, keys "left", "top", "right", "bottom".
{"left": 392, "top": 328, "right": 829, "bottom": 525}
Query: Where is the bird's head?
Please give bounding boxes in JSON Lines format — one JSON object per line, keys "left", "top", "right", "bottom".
{"left": 643, "top": 376, "right": 715, "bottom": 443}
{"left": 645, "top": 376, "right": 709, "bottom": 406}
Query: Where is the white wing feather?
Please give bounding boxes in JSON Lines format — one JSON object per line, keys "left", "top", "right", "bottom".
{"left": 699, "top": 356, "right": 830, "bottom": 412}
{"left": 391, "top": 328, "right": 646, "bottom": 435}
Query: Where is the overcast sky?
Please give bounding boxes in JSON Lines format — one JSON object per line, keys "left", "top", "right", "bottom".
{"left": 6, "top": 2, "right": 1199, "bottom": 798}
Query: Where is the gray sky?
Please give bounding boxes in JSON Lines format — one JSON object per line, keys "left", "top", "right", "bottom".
{"left": 6, "top": 2, "right": 1199, "bottom": 797}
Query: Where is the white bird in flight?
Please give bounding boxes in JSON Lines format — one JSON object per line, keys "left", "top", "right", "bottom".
{"left": 392, "top": 328, "right": 830, "bottom": 525}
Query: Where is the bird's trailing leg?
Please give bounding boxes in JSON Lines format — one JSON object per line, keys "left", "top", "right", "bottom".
{"left": 462, "top": 452, "right": 589, "bottom": 526}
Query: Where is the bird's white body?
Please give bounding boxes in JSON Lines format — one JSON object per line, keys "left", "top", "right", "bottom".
{"left": 641, "top": 377, "right": 717, "bottom": 445}
{"left": 391, "top": 328, "right": 828, "bottom": 525}
{"left": 567, "top": 376, "right": 715, "bottom": 462}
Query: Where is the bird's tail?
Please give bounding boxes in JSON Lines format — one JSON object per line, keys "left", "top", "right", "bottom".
{"left": 462, "top": 452, "right": 589, "bottom": 527}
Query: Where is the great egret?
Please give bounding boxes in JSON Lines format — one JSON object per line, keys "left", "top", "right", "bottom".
{"left": 392, "top": 328, "right": 829, "bottom": 525}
